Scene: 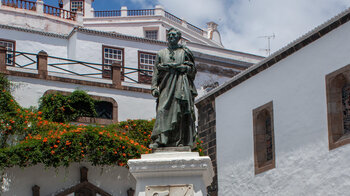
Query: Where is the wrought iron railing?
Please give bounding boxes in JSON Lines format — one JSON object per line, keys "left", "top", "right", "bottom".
{"left": 1, "top": 0, "right": 36, "bottom": 11}
{"left": 43, "top": 4, "right": 76, "bottom": 21}
{"left": 4, "top": 51, "right": 153, "bottom": 84}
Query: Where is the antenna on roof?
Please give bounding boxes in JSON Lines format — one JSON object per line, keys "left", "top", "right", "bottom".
{"left": 258, "top": 33, "right": 275, "bottom": 56}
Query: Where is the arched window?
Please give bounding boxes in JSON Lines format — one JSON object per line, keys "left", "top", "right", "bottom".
{"left": 253, "top": 101, "right": 275, "bottom": 174}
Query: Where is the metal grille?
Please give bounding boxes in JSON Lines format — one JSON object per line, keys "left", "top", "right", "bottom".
{"left": 342, "top": 85, "right": 350, "bottom": 134}
{"left": 265, "top": 117, "right": 273, "bottom": 161}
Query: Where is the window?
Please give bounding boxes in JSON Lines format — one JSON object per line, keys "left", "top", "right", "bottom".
{"left": 70, "top": 0, "right": 84, "bottom": 14}
{"left": 43, "top": 90, "right": 118, "bottom": 125}
{"left": 0, "top": 39, "right": 15, "bottom": 66}
{"left": 252, "top": 101, "right": 275, "bottom": 174}
{"left": 145, "top": 30, "right": 158, "bottom": 40}
{"left": 138, "top": 51, "right": 156, "bottom": 84}
{"left": 102, "top": 45, "right": 124, "bottom": 79}
{"left": 326, "top": 65, "right": 350, "bottom": 150}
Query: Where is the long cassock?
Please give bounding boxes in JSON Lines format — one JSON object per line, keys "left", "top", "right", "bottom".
{"left": 151, "top": 45, "right": 197, "bottom": 147}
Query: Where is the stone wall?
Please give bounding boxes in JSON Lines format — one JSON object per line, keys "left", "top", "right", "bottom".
{"left": 196, "top": 97, "right": 217, "bottom": 196}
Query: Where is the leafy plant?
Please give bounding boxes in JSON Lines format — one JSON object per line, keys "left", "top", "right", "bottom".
{"left": 38, "top": 90, "right": 97, "bottom": 123}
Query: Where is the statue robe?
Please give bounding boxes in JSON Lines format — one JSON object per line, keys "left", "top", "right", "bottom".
{"left": 151, "top": 46, "right": 197, "bottom": 147}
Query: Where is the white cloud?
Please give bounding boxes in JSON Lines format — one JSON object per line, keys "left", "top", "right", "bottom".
{"left": 156, "top": 0, "right": 350, "bottom": 56}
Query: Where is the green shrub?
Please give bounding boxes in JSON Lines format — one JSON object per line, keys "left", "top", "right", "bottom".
{"left": 38, "top": 90, "right": 97, "bottom": 123}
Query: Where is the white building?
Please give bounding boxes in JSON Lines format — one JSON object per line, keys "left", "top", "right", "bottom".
{"left": 196, "top": 6, "right": 350, "bottom": 195}
{"left": 0, "top": 0, "right": 263, "bottom": 195}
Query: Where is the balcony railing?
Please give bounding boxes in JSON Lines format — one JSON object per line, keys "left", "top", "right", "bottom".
{"left": 92, "top": 8, "right": 204, "bottom": 35}
{"left": 127, "top": 9, "right": 154, "bottom": 16}
{"left": 164, "top": 11, "right": 182, "bottom": 25}
{"left": 94, "top": 10, "right": 121, "bottom": 17}
{"left": 1, "top": 0, "right": 36, "bottom": 11}
{"left": 43, "top": 4, "right": 76, "bottom": 21}
{"left": 0, "top": 49, "right": 153, "bottom": 85}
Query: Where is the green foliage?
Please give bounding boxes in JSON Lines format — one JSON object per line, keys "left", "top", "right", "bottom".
{"left": 38, "top": 90, "right": 97, "bottom": 123}
{"left": 0, "top": 123, "right": 151, "bottom": 168}
{"left": 0, "top": 74, "right": 11, "bottom": 92}
{"left": 0, "top": 76, "right": 204, "bottom": 171}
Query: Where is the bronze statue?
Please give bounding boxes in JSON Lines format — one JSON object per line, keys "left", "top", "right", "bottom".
{"left": 150, "top": 28, "right": 197, "bottom": 148}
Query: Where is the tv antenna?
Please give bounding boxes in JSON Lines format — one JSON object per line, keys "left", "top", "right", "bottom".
{"left": 259, "top": 33, "right": 275, "bottom": 56}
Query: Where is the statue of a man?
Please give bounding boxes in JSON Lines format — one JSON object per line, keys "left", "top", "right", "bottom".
{"left": 150, "top": 28, "right": 197, "bottom": 148}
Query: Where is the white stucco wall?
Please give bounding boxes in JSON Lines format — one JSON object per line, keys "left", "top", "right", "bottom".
{"left": 0, "top": 7, "right": 78, "bottom": 34}
{"left": 72, "top": 32, "right": 164, "bottom": 81}
{"left": 215, "top": 19, "right": 350, "bottom": 195}
{"left": 0, "top": 28, "right": 67, "bottom": 57}
{"left": 9, "top": 76, "right": 156, "bottom": 121}
{"left": 1, "top": 163, "right": 135, "bottom": 196}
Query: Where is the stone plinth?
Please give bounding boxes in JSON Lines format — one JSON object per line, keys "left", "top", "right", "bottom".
{"left": 128, "top": 148, "right": 214, "bottom": 196}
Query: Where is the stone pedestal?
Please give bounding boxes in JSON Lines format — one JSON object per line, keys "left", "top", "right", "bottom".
{"left": 128, "top": 147, "right": 214, "bottom": 196}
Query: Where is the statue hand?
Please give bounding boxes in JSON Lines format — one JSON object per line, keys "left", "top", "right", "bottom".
{"left": 176, "top": 65, "right": 189, "bottom": 73}
{"left": 152, "top": 89, "right": 160, "bottom": 97}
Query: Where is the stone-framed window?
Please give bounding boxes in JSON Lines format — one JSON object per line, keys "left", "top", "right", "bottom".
{"left": 43, "top": 90, "right": 118, "bottom": 125}
{"left": 0, "top": 39, "right": 15, "bottom": 66}
{"left": 70, "top": 0, "right": 84, "bottom": 14}
{"left": 102, "top": 45, "right": 124, "bottom": 79}
{"left": 252, "top": 101, "right": 275, "bottom": 174}
{"left": 145, "top": 30, "right": 158, "bottom": 40}
{"left": 326, "top": 64, "right": 350, "bottom": 150}
{"left": 138, "top": 51, "right": 156, "bottom": 84}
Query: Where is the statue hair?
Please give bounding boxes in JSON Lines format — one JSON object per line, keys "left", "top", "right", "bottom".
{"left": 167, "top": 28, "right": 182, "bottom": 38}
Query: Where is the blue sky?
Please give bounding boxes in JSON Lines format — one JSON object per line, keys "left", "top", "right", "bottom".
{"left": 45, "top": 0, "right": 350, "bottom": 56}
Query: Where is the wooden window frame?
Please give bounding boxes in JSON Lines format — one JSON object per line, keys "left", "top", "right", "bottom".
{"left": 102, "top": 45, "right": 124, "bottom": 80}
{"left": 252, "top": 101, "right": 275, "bottom": 174}
{"left": 138, "top": 51, "right": 156, "bottom": 84}
{"left": 0, "top": 38, "right": 16, "bottom": 66}
{"left": 70, "top": 0, "right": 85, "bottom": 15}
{"left": 326, "top": 64, "right": 350, "bottom": 150}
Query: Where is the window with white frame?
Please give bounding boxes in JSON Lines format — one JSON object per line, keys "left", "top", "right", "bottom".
{"left": 102, "top": 46, "right": 123, "bottom": 79}
{"left": 0, "top": 39, "right": 15, "bottom": 66}
{"left": 71, "top": 0, "right": 84, "bottom": 13}
{"left": 145, "top": 30, "right": 158, "bottom": 40}
{"left": 139, "top": 52, "right": 156, "bottom": 84}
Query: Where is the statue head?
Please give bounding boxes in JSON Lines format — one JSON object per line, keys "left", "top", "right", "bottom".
{"left": 167, "top": 28, "right": 181, "bottom": 46}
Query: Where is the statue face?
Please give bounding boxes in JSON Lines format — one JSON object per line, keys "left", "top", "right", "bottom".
{"left": 167, "top": 31, "right": 180, "bottom": 45}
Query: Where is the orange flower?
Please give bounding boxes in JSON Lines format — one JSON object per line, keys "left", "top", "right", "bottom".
{"left": 66, "top": 141, "right": 71, "bottom": 146}
{"left": 10, "top": 99, "right": 13, "bottom": 102}
{"left": 99, "top": 131, "right": 103, "bottom": 135}
{"left": 122, "top": 153, "right": 126, "bottom": 157}
{"left": 43, "top": 138, "right": 48, "bottom": 143}
{"left": 38, "top": 111, "right": 42, "bottom": 115}
{"left": 51, "top": 150, "right": 55, "bottom": 154}
{"left": 125, "top": 125, "right": 129, "bottom": 129}
{"left": 114, "top": 151, "right": 117, "bottom": 154}
{"left": 122, "top": 146, "right": 125, "bottom": 149}
{"left": 53, "top": 145, "right": 58, "bottom": 148}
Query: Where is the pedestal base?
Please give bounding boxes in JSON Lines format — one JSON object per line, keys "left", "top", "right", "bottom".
{"left": 128, "top": 148, "right": 214, "bottom": 196}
